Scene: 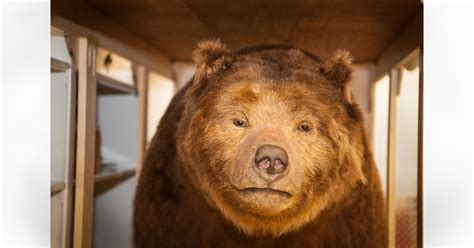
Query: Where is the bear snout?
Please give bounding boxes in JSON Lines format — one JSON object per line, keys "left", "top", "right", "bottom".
{"left": 254, "top": 144, "right": 288, "bottom": 175}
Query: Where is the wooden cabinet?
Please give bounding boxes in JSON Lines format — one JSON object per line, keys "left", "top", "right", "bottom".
{"left": 51, "top": 26, "right": 148, "bottom": 248}
{"left": 51, "top": 28, "right": 75, "bottom": 248}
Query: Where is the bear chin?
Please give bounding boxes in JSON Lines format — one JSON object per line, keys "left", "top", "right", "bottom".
{"left": 233, "top": 188, "right": 294, "bottom": 215}
{"left": 210, "top": 187, "right": 311, "bottom": 237}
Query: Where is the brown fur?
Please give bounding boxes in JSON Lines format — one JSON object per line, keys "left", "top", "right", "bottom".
{"left": 134, "top": 40, "right": 387, "bottom": 247}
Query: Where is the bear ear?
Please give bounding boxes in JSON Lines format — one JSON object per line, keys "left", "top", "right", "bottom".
{"left": 320, "top": 49, "right": 354, "bottom": 86}
{"left": 192, "top": 39, "right": 233, "bottom": 85}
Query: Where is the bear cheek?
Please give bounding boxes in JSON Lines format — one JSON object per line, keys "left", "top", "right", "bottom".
{"left": 198, "top": 123, "right": 242, "bottom": 174}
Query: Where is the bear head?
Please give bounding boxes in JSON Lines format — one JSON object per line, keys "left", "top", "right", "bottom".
{"left": 175, "top": 39, "right": 367, "bottom": 236}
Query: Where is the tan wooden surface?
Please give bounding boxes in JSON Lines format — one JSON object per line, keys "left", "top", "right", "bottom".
{"left": 73, "top": 37, "right": 97, "bottom": 248}
{"left": 51, "top": 57, "right": 70, "bottom": 73}
{"left": 51, "top": 0, "right": 173, "bottom": 79}
{"left": 136, "top": 65, "right": 148, "bottom": 178}
{"left": 51, "top": 26, "right": 65, "bottom": 36}
{"left": 62, "top": 56, "right": 78, "bottom": 248}
{"left": 97, "top": 72, "right": 137, "bottom": 95}
{"left": 51, "top": 192, "right": 64, "bottom": 248}
{"left": 51, "top": 182, "right": 66, "bottom": 195}
{"left": 69, "top": 0, "right": 421, "bottom": 62}
{"left": 387, "top": 68, "right": 400, "bottom": 248}
{"left": 417, "top": 49, "right": 424, "bottom": 248}
{"left": 94, "top": 168, "right": 136, "bottom": 196}
{"left": 374, "top": 12, "right": 423, "bottom": 81}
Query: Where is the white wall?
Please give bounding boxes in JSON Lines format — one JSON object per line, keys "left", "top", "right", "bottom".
{"left": 172, "top": 61, "right": 195, "bottom": 90}
{"left": 372, "top": 75, "right": 390, "bottom": 195}
{"left": 395, "top": 66, "right": 419, "bottom": 197}
{"left": 351, "top": 63, "right": 375, "bottom": 131}
{"left": 147, "top": 72, "right": 176, "bottom": 143}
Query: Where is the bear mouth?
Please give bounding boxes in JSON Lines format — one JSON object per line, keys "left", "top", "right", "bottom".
{"left": 240, "top": 187, "right": 292, "bottom": 197}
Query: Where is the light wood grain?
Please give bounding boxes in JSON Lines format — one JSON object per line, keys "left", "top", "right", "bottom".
{"left": 51, "top": 57, "right": 70, "bottom": 73}
{"left": 387, "top": 68, "right": 400, "bottom": 248}
{"left": 62, "top": 55, "right": 78, "bottom": 248}
{"left": 136, "top": 65, "right": 148, "bottom": 178}
{"left": 73, "top": 37, "right": 97, "bottom": 248}
{"left": 94, "top": 168, "right": 136, "bottom": 196}
{"left": 51, "top": 26, "right": 65, "bottom": 36}
{"left": 66, "top": 0, "right": 422, "bottom": 62}
{"left": 51, "top": 191, "right": 64, "bottom": 248}
{"left": 417, "top": 49, "right": 424, "bottom": 248}
{"left": 51, "top": 181, "right": 66, "bottom": 195}
{"left": 374, "top": 12, "right": 423, "bottom": 81}
{"left": 51, "top": 0, "right": 173, "bottom": 79}
{"left": 97, "top": 72, "right": 136, "bottom": 95}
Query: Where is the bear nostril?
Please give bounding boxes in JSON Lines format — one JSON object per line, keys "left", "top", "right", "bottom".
{"left": 257, "top": 157, "right": 271, "bottom": 169}
{"left": 274, "top": 159, "right": 285, "bottom": 170}
{"left": 254, "top": 145, "right": 289, "bottom": 175}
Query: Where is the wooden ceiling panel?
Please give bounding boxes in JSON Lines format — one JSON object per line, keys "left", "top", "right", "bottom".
{"left": 84, "top": 0, "right": 422, "bottom": 62}
{"left": 86, "top": 0, "right": 213, "bottom": 60}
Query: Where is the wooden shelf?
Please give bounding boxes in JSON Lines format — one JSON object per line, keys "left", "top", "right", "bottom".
{"left": 51, "top": 181, "right": 66, "bottom": 196}
{"left": 51, "top": 57, "right": 70, "bottom": 72}
{"left": 97, "top": 73, "right": 136, "bottom": 95}
{"left": 94, "top": 168, "right": 136, "bottom": 196}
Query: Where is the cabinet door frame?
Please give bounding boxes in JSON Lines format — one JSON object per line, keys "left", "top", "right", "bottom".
{"left": 72, "top": 36, "right": 98, "bottom": 248}
{"left": 371, "top": 48, "right": 423, "bottom": 248}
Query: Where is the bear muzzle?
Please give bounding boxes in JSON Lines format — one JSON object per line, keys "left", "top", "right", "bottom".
{"left": 228, "top": 132, "right": 303, "bottom": 210}
{"left": 254, "top": 144, "right": 289, "bottom": 175}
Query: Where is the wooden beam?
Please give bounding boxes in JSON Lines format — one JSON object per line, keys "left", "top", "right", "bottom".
{"left": 73, "top": 37, "right": 97, "bottom": 248}
{"left": 374, "top": 12, "right": 423, "bottom": 81}
{"left": 51, "top": 26, "right": 65, "bottom": 36}
{"left": 387, "top": 68, "right": 400, "bottom": 248}
{"left": 51, "top": 182, "right": 66, "bottom": 196}
{"left": 51, "top": 57, "right": 71, "bottom": 73}
{"left": 136, "top": 65, "right": 148, "bottom": 178}
{"left": 417, "top": 48, "right": 424, "bottom": 248}
{"left": 94, "top": 169, "right": 136, "bottom": 197}
{"left": 62, "top": 57, "right": 78, "bottom": 248}
{"left": 97, "top": 73, "right": 137, "bottom": 95}
{"left": 51, "top": 0, "right": 173, "bottom": 79}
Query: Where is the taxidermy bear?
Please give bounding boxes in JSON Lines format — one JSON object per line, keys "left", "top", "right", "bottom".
{"left": 134, "top": 39, "right": 387, "bottom": 247}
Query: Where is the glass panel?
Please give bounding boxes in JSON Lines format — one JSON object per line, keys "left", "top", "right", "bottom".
{"left": 373, "top": 74, "right": 390, "bottom": 196}
{"left": 395, "top": 55, "right": 419, "bottom": 248}
{"left": 97, "top": 95, "right": 138, "bottom": 171}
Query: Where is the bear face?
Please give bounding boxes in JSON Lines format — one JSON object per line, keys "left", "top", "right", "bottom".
{"left": 174, "top": 40, "right": 369, "bottom": 237}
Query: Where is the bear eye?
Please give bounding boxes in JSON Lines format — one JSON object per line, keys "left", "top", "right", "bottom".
{"left": 233, "top": 118, "right": 247, "bottom": 128}
{"left": 298, "top": 123, "right": 312, "bottom": 133}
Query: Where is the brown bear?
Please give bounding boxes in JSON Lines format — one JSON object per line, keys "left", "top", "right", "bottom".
{"left": 133, "top": 40, "right": 387, "bottom": 247}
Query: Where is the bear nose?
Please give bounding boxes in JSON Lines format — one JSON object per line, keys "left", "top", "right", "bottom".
{"left": 254, "top": 145, "right": 289, "bottom": 175}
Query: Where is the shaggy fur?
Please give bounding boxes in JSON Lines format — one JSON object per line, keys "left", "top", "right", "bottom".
{"left": 134, "top": 40, "right": 387, "bottom": 247}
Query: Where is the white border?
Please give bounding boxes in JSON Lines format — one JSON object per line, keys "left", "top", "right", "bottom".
{"left": 0, "top": 0, "right": 472, "bottom": 247}
{"left": 424, "top": 1, "right": 473, "bottom": 247}
{"left": 0, "top": 0, "right": 50, "bottom": 247}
